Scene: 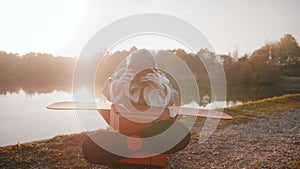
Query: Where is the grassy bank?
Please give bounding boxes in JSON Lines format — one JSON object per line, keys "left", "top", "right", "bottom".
{"left": 220, "top": 93, "right": 300, "bottom": 127}
{"left": 190, "top": 93, "right": 300, "bottom": 135}
{"left": 0, "top": 93, "right": 300, "bottom": 168}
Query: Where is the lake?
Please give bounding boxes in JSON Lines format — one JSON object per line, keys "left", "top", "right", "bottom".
{"left": 0, "top": 85, "right": 284, "bottom": 147}
{"left": 0, "top": 89, "right": 111, "bottom": 147}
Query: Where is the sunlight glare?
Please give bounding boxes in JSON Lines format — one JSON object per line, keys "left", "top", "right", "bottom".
{"left": 73, "top": 86, "right": 95, "bottom": 102}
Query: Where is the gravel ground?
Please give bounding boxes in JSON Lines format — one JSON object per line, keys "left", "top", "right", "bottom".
{"left": 0, "top": 109, "right": 299, "bottom": 169}
{"left": 168, "top": 109, "right": 300, "bottom": 169}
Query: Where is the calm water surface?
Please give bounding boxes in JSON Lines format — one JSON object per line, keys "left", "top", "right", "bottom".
{"left": 0, "top": 90, "right": 241, "bottom": 147}
{"left": 0, "top": 90, "right": 109, "bottom": 147}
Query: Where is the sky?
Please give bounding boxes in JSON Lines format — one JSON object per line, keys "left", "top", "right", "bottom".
{"left": 0, "top": 0, "right": 299, "bottom": 57}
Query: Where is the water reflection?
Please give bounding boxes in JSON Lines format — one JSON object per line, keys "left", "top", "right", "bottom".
{"left": 0, "top": 82, "right": 71, "bottom": 96}
{"left": 0, "top": 90, "right": 107, "bottom": 147}
{"left": 226, "top": 84, "right": 288, "bottom": 102}
{"left": 0, "top": 83, "right": 291, "bottom": 147}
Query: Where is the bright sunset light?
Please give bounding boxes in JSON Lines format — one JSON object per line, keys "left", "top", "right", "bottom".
{"left": 0, "top": 0, "right": 299, "bottom": 56}
{"left": 0, "top": 1, "right": 299, "bottom": 168}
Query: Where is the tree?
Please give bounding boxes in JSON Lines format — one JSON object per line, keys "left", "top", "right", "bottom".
{"left": 277, "top": 34, "right": 300, "bottom": 65}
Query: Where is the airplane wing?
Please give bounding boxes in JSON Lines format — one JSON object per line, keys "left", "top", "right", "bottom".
{"left": 47, "top": 101, "right": 111, "bottom": 110}
{"left": 47, "top": 101, "right": 232, "bottom": 120}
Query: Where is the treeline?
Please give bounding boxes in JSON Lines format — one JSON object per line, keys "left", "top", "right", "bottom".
{"left": 0, "top": 50, "right": 132, "bottom": 95}
{"left": 167, "top": 34, "right": 300, "bottom": 88}
{"left": 0, "top": 52, "right": 76, "bottom": 94}
{"left": 0, "top": 34, "right": 299, "bottom": 99}
{"left": 160, "top": 34, "right": 300, "bottom": 102}
{"left": 221, "top": 34, "right": 300, "bottom": 86}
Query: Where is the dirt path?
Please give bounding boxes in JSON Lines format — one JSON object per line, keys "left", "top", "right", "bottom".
{"left": 0, "top": 109, "right": 299, "bottom": 169}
